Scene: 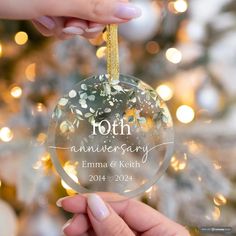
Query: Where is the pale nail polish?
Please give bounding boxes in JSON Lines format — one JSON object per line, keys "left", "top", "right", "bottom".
{"left": 114, "top": 3, "right": 142, "bottom": 20}
{"left": 62, "top": 219, "right": 72, "bottom": 233}
{"left": 35, "top": 16, "right": 55, "bottom": 30}
{"left": 86, "top": 26, "right": 104, "bottom": 33}
{"left": 62, "top": 27, "right": 84, "bottom": 35}
{"left": 87, "top": 194, "right": 110, "bottom": 221}
{"left": 56, "top": 197, "right": 69, "bottom": 207}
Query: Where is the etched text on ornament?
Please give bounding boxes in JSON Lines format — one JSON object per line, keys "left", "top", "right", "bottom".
{"left": 92, "top": 119, "right": 131, "bottom": 136}
{"left": 82, "top": 160, "right": 141, "bottom": 169}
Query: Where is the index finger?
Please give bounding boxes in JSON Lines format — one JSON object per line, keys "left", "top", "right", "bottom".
{"left": 38, "top": 0, "right": 142, "bottom": 24}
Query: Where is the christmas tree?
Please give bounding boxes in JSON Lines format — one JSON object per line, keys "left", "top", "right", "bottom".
{"left": 0, "top": 0, "right": 236, "bottom": 235}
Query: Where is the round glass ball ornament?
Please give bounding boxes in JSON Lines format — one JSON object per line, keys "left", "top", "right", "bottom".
{"left": 48, "top": 74, "right": 174, "bottom": 200}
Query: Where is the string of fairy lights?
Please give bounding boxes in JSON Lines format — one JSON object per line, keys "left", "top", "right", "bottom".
{"left": 0, "top": 29, "right": 36, "bottom": 142}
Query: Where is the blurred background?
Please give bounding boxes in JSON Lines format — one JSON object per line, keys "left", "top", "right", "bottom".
{"left": 0, "top": 0, "right": 236, "bottom": 235}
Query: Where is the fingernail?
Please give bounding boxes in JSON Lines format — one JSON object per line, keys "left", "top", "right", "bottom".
{"left": 35, "top": 16, "right": 55, "bottom": 30}
{"left": 86, "top": 26, "right": 104, "bottom": 33}
{"left": 62, "top": 26, "right": 84, "bottom": 35}
{"left": 114, "top": 3, "right": 142, "bottom": 20}
{"left": 56, "top": 196, "right": 70, "bottom": 207}
{"left": 87, "top": 194, "right": 110, "bottom": 221}
{"left": 62, "top": 219, "right": 72, "bottom": 233}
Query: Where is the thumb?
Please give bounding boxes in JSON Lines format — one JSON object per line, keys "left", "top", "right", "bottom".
{"left": 87, "top": 194, "right": 134, "bottom": 236}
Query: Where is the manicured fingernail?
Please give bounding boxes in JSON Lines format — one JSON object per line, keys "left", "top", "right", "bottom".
{"left": 62, "top": 26, "right": 84, "bottom": 35}
{"left": 86, "top": 26, "right": 104, "bottom": 33}
{"left": 87, "top": 194, "right": 110, "bottom": 221}
{"left": 56, "top": 197, "right": 70, "bottom": 207}
{"left": 114, "top": 3, "right": 142, "bottom": 20}
{"left": 35, "top": 16, "right": 55, "bottom": 30}
{"left": 62, "top": 219, "right": 72, "bottom": 233}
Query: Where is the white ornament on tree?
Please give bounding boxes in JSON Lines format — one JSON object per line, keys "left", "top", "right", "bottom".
{"left": 196, "top": 82, "right": 222, "bottom": 114}
{"left": 189, "top": 0, "right": 231, "bottom": 24}
{"left": 187, "top": 21, "right": 206, "bottom": 42}
{"left": 18, "top": 204, "right": 65, "bottom": 236}
{"left": 120, "top": 0, "right": 162, "bottom": 42}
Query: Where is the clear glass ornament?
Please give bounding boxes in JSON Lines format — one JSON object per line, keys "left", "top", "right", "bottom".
{"left": 48, "top": 74, "right": 174, "bottom": 200}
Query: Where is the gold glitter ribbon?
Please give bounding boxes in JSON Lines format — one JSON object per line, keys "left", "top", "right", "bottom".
{"left": 106, "top": 24, "right": 120, "bottom": 81}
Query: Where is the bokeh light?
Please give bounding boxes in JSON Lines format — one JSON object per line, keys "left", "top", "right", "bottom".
{"left": 41, "top": 152, "right": 51, "bottom": 162}
{"left": 176, "top": 105, "right": 195, "bottom": 123}
{"left": 33, "top": 152, "right": 51, "bottom": 171}
{"left": 146, "top": 41, "right": 160, "bottom": 54}
{"left": 10, "top": 86, "right": 22, "bottom": 98}
{"left": 14, "top": 31, "right": 28, "bottom": 46}
{"left": 156, "top": 84, "right": 174, "bottom": 101}
{"left": 36, "top": 133, "right": 47, "bottom": 144}
{"left": 174, "top": 0, "right": 188, "bottom": 13}
{"left": 166, "top": 48, "right": 182, "bottom": 64}
{"left": 212, "top": 206, "right": 221, "bottom": 221}
{"left": 213, "top": 162, "right": 222, "bottom": 170}
{"left": 25, "top": 63, "right": 36, "bottom": 81}
{"left": 213, "top": 193, "right": 227, "bottom": 206}
{"left": 171, "top": 156, "right": 187, "bottom": 171}
{"left": 0, "top": 127, "right": 14, "bottom": 142}
{"left": 33, "top": 160, "right": 42, "bottom": 170}
{"left": 198, "top": 176, "right": 202, "bottom": 182}
{"left": 36, "top": 103, "right": 46, "bottom": 113}
{"left": 96, "top": 46, "right": 107, "bottom": 59}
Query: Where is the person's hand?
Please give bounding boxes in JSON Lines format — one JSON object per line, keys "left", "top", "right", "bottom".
{"left": 57, "top": 193, "right": 190, "bottom": 236}
{"left": 0, "top": 0, "right": 141, "bottom": 39}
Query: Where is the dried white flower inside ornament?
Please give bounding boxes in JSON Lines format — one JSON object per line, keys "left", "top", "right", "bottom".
{"left": 48, "top": 25, "right": 174, "bottom": 200}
